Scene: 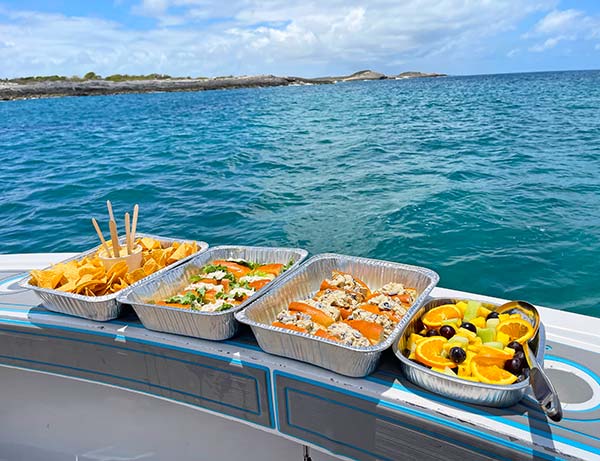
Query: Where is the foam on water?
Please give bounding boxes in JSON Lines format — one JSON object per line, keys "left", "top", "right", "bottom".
{"left": 1, "top": 71, "right": 599, "bottom": 316}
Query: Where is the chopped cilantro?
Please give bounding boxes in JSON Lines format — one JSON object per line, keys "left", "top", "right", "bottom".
{"left": 165, "top": 288, "right": 205, "bottom": 305}
{"left": 283, "top": 258, "right": 295, "bottom": 271}
{"left": 202, "top": 264, "right": 229, "bottom": 274}
{"left": 216, "top": 303, "right": 234, "bottom": 311}
{"left": 227, "top": 259, "right": 261, "bottom": 270}
{"left": 236, "top": 280, "right": 251, "bottom": 289}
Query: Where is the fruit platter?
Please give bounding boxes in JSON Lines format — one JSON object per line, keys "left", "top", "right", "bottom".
{"left": 393, "top": 297, "right": 545, "bottom": 408}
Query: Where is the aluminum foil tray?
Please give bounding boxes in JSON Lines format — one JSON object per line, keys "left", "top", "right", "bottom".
{"left": 21, "top": 234, "right": 208, "bottom": 322}
{"left": 235, "top": 253, "right": 439, "bottom": 377}
{"left": 119, "top": 245, "right": 308, "bottom": 341}
{"left": 392, "top": 297, "right": 546, "bottom": 408}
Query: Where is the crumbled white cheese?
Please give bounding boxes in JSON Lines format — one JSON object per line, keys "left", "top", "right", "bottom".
{"left": 184, "top": 282, "right": 224, "bottom": 292}
{"left": 199, "top": 299, "right": 227, "bottom": 312}
{"left": 239, "top": 274, "right": 275, "bottom": 283}
{"left": 229, "top": 287, "right": 255, "bottom": 299}
{"left": 201, "top": 270, "right": 228, "bottom": 280}
{"left": 381, "top": 282, "right": 405, "bottom": 296}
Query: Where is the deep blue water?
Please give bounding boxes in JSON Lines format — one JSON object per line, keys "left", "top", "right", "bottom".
{"left": 1, "top": 71, "right": 599, "bottom": 316}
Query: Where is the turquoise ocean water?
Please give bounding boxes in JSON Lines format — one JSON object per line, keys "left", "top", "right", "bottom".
{"left": 1, "top": 71, "right": 599, "bottom": 316}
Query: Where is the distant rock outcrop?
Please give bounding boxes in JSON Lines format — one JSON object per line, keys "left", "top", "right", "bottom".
{"left": 342, "top": 70, "right": 387, "bottom": 81}
{"left": 0, "top": 69, "right": 446, "bottom": 101}
{"left": 394, "top": 71, "right": 446, "bottom": 79}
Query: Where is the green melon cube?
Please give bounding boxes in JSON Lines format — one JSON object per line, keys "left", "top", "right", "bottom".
{"left": 448, "top": 336, "right": 469, "bottom": 348}
{"left": 477, "top": 327, "right": 495, "bottom": 343}
{"left": 486, "top": 318, "right": 500, "bottom": 329}
{"left": 483, "top": 341, "right": 504, "bottom": 349}
{"left": 464, "top": 301, "right": 481, "bottom": 321}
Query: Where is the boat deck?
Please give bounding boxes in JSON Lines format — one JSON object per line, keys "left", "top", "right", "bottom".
{"left": 1, "top": 256, "right": 599, "bottom": 461}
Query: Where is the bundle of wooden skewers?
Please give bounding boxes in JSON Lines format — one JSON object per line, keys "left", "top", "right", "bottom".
{"left": 91, "top": 201, "right": 139, "bottom": 258}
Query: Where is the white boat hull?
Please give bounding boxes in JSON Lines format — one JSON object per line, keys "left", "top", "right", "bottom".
{"left": 1, "top": 253, "right": 599, "bottom": 461}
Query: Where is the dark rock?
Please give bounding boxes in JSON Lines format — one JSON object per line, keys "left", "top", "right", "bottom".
{"left": 0, "top": 70, "right": 446, "bottom": 101}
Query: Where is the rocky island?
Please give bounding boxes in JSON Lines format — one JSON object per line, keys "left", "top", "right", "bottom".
{"left": 0, "top": 70, "right": 446, "bottom": 101}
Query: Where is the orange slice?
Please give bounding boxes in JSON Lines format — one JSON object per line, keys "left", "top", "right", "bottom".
{"left": 496, "top": 318, "right": 534, "bottom": 344}
{"left": 472, "top": 346, "right": 514, "bottom": 366}
{"left": 415, "top": 337, "right": 455, "bottom": 368}
{"left": 471, "top": 361, "right": 518, "bottom": 385}
{"left": 422, "top": 304, "right": 462, "bottom": 329}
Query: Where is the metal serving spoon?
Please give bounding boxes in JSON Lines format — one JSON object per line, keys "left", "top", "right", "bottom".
{"left": 496, "top": 300, "right": 563, "bottom": 421}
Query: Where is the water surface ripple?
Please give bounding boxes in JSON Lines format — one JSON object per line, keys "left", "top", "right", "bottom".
{"left": 1, "top": 71, "right": 599, "bottom": 316}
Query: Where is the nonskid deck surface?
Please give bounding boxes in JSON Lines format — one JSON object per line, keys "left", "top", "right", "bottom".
{"left": 1, "top": 255, "right": 599, "bottom": 461}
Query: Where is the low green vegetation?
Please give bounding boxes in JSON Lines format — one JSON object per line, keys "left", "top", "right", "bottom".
{"left": 3, "top": 72, "right": 203, "bottom": 84}
{"left": 104, "top": 73, "right": 172, "bottom": 82}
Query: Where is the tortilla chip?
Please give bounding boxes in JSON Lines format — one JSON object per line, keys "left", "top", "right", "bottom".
{"left": 30, "top": 267, "right": 64, "bottom": 289}
{"left": 143, "top": 258, "right": 160, "bottom": 276}
{"left": 28, "top": 238, "right": 198, "bottom": 297}
{"left": 107, "top": 261, "right": 128, "bottom": 280}
{"left": 125, "top": 268, "right": 146, "bottom": 285}
{"left": 139, "top": 237, "right": 161, "bottom": 251}
{"left": 167, "top": 244, "right": 190, "bottom": 264}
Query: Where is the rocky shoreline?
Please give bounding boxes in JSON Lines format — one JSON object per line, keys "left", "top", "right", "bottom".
{"left": 0, "top": 70, "right": 446, "bottom": 101}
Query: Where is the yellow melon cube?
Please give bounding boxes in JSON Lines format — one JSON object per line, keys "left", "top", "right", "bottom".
{"left": 472, "top": 317, "right": 486, "bottom": 329}
{"left": 496, "top": 331, "right": 510, "bottom": 346}
{"left": 478, "top": 306, "right": 492, "bottom": 317}
{"left": 455, "top": 301, "right": 468, "bottom": 315}
{"left": 457, "top": 327, "right": 477, "bottom": 341}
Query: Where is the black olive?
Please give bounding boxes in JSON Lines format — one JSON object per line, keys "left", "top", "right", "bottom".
{"left": 504, "top": 357, "right": 525, "bottom": 375}
{"left": 461, "top": 322, "right": 477, "bottom": 333}
{"left": 449, "top": 347, "right": 467, "bottom": 364}
{"left": 439, "top": 325, "right": 456, "bottom": 339}
{"left": 507, "top": 341, "right": 524, "bottom": 353}
{"left": 414, "top": 319, "right": 425, "bottom": 332}
{"left": 514, "top": 351, "right": 525, "bottom": 362}
{"left": 486, "top": 311, "right": 499, "bottom": 320}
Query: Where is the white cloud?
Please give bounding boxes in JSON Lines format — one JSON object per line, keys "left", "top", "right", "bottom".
{"left": 532, "top": 9, "right": 582, "bottom": 35}
{"left": 525, "top": 8, "right": 600, "bottom": 52}
{"left": 0, "top": 1, "right": 555, "bottom": 78}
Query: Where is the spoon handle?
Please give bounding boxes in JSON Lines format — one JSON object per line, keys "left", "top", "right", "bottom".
{"left": 525, "top": 344, "right": 563, "bottom": 421}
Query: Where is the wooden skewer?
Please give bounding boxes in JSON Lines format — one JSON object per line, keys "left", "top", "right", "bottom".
{"left": 124, "top": 212, "right": 132, "bottom": 256}
{"left": 109, "top": 219, "right": 121, "bottom": 258}
{"left": 106, "top": 200, "right": 115, "bottom": 223}
{"left": 130, "top": 204, "right": 139, "bottom": 246}
{"left": 91, "top": 218, "right": 113, "bottom": 257}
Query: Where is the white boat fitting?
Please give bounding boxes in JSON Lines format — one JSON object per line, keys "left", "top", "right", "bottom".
{"left": 0, "top": 253, "right": 599, "bottom": 461}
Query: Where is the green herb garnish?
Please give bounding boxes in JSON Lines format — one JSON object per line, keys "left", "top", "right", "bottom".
{"left": 216, "top": 303, "right": 234, "bottom": 312}
{"left": 164, "top": 287, "right": 205, "bottom": 305}
{"left": 227, "top": 259, "right": 261, "bottom": 270}
{"left": 283, "top": 258, "right": 295, "bottom": 271}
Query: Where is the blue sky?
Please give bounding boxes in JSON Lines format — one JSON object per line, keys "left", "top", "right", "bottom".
{"left": 1, "top": 0, "right": 599, "bottom": 78}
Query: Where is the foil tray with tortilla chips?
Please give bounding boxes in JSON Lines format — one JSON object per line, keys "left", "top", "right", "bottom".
{"left": 21, "top": 234, "right": 208, "bottom": 321}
